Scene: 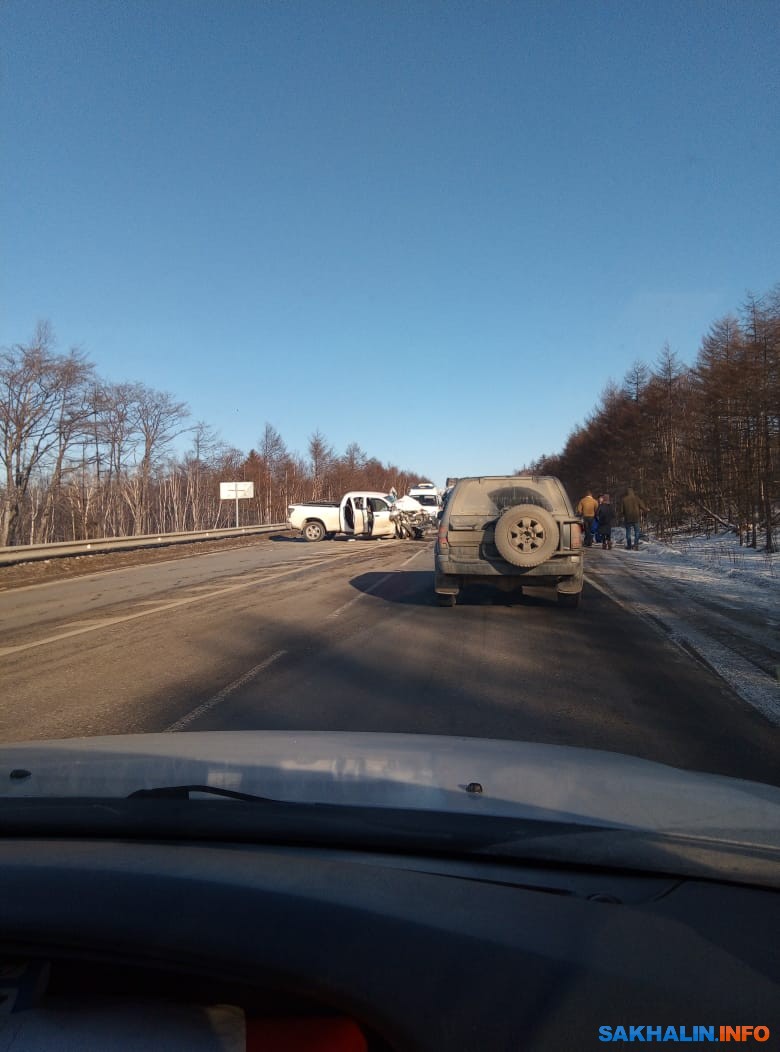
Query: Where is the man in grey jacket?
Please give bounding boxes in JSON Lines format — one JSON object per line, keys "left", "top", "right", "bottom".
{"left": 621, "top": 487, "right": 648, "bottom": 550}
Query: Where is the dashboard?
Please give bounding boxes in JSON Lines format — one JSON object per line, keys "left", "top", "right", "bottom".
{"left": 1, "top": 836, "right": 778, "bottom": 1050}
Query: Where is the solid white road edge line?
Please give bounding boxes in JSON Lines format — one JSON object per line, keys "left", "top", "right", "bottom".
{"left": 587, "top": 576, "right": 780, "bottom": 727}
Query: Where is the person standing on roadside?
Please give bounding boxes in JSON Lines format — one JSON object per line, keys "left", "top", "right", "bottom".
{"left": 593, "top": 493, "right": 604, "bottom": 544}
{"left": 596, "top": 494, "right": 615, "bottom": 550}
{"left": 621, "top": 486, "right": 648, "bottom": 550}
{"left": 576, "top": 490, "right": 599, "bottom": 548}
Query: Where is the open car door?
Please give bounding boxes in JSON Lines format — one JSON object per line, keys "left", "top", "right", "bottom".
{"left": 368, "top": 496, "right": 394, "bottom": 537}
{"left": 340, "top": 495, "right": 368, "bottom": 536}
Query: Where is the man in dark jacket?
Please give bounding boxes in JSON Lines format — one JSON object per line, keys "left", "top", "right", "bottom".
{"left": 621, "top": 487, "right": 648, "bottom": 550}
{"left": 596, "top": 494, "right": 615, "bottom": 550}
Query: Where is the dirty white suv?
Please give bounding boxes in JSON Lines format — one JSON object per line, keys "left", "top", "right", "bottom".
{"left": 434, "top": 476, "right": 584, "bottom": 608}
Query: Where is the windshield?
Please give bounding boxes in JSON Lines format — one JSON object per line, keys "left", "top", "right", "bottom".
{"left": 0, "top": 1, "right": 778, "bottom": 841}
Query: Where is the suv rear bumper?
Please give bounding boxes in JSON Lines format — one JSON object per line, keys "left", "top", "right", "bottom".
{"left": 435, "top": 556, "right": 583, "bottom": 595}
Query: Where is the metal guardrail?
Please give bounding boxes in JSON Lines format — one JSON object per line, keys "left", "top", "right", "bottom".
{"left": 0, "top": 524, "right": 290, "bottom": 567}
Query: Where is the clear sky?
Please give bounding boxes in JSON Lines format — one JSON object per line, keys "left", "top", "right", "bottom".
{"left": 2, "top": 0, "right": 778, "bottom": 487}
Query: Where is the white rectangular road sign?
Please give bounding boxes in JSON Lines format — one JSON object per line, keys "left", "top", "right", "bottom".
{"left": 220, "top": 482, "right": 254, "bottom": 500}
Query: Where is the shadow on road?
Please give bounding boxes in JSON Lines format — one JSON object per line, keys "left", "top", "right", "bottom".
{"left": 349, "top": 576, "right": 564, "bottom": 610}
{"left": 349, "top": 570, "right": 557, "bottom": 608}
{"left": 348, "top": 570, "right": 437, "bottom": 606}
{"left": 269, "top": 534, "right": 401, "bottom": 545}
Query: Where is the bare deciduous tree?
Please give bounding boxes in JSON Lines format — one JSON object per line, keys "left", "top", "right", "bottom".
{"left": 308, "top": 429, "right": 334, "bottom": 500}
{"left": 257, "top": 422, "right": 288, "bottom": 522}
{"left": 1, "top": 325, "right": 431, "bottom": 543}
{"left": 0, "top": 322, "right": 94, "bottom": 545}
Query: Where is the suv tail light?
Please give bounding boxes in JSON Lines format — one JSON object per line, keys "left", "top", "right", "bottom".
{"left": 570, "top": 523, "right": 582, "bottom": 548}
{"left": 437, "top": 523, "right": 449, "bottom": 548}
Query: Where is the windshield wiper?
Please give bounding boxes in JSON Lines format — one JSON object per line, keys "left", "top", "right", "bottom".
{"left": 2, "top": 795, "right": 779, "bottom": 888}
{"left": 128, "top": 784, "right": 280, "bottom": 803}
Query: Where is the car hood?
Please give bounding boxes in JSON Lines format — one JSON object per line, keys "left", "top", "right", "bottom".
{"left": 2, "top": 731, "right": 779, "bottom": 847}
{"left": 391, "top": 495, "right": 424, "bottom": 511}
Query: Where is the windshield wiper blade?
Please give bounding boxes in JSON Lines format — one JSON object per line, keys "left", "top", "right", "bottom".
{"left": 127, "top": 784, "right": 281, "bottom": 803}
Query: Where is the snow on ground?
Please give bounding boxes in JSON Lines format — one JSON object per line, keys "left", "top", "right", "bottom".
{"left": 586, "top": 530, "right": 780, "bottom": 727}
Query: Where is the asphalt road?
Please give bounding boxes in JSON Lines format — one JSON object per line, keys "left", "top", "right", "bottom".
{"left": 2, "top": 535, "right": 778, "bottom": 785}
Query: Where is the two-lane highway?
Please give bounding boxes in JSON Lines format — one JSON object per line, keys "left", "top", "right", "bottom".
{"left": 2, "top": 535, "right": 778, "bottom": 785}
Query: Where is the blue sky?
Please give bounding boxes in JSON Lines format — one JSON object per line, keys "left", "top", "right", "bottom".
{"left": 2, "top": 0, "right": 778, "bottom": 487}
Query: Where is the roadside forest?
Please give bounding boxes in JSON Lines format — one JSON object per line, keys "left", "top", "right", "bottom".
{"left": 524, "top": 287, "right": 780, "bottom": 551}
{"left": 0, "top": 323, "right": 423, "bottom": 546}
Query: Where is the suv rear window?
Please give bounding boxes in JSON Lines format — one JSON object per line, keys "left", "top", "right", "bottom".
{"left": 448, "top": 478, "right": 567, "bottom": 521}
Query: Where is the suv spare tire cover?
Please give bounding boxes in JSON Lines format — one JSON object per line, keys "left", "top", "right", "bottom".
{"left": 494, "top": 504, "right": 559, "bottom": 567}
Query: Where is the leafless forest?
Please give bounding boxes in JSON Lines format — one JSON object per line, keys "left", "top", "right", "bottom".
{"left": 524, "top": 287, "right": 779, "bottom": 551}
{"left": 0, "top": 322, "right": 424, "bottom": 546}
{"left": 3, "top": 286, "right": 778, "bottom": 549}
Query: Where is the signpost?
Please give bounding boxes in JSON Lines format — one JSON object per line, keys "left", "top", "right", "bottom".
{"left": 220, "top": 481, "right": 255, "bottom": 527}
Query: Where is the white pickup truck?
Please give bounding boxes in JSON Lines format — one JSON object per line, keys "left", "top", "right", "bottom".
{"left": 287, "top": 491, "right": 399, "bottom": 542}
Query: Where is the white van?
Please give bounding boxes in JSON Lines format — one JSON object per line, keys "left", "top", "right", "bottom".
{"left": 408, "top": 482, "right": 442, "bottom": 520}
